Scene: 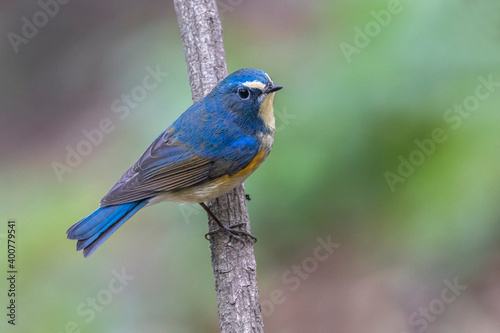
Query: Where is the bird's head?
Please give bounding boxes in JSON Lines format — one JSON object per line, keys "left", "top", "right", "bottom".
{"left": 210, "top": 68, "right": 283, "bottom": 132}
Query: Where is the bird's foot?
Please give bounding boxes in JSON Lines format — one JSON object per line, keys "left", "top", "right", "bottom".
{"left": 205, "top": 223, "right": 257, "bottom": 243}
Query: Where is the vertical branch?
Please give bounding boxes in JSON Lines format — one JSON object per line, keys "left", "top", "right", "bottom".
{"left": 173, "top": 1, "right": 264, "bottom": 332}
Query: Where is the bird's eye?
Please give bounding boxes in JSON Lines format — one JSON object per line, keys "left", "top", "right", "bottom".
{"left": 237, "top": 87, "right": 250, "bottom": 100}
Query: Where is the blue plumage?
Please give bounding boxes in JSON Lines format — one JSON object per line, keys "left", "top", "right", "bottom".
{"left": 67, "top": 68, "right": 282, "bottom": 257}
{"left": 67, "top": 200, "right": 147, "bottom": 257}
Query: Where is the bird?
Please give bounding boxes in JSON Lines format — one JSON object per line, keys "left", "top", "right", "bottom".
{"left": 67, "top": 68, "right": 283, "bottom": 257}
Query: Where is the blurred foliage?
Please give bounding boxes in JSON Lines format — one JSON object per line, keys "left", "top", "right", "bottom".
{"left": 1, "top": 0, "right": 500, "bottom": 332}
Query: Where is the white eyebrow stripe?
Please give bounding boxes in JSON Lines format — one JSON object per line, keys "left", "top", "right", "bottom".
{"left": 242, "top": 81, "right": 266, "bottom": 90}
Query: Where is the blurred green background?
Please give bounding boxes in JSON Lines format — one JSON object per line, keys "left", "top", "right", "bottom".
{"left": 1, "top": 0, "right": 500, "bottom": 332}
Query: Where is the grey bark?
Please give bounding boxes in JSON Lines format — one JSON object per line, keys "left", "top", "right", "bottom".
{"left": 173, "top": 1, "right": 264, "bottom": 332}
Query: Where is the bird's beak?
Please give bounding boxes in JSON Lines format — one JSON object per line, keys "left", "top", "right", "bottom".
{"left": 265, "top": 85, "right": 283, "bottom": 94}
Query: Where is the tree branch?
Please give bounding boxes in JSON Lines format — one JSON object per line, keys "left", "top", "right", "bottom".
{"left": 173, "top": 1, "right": 264, "bottom": 332}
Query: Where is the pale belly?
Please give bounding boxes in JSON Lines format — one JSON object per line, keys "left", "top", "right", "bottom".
{"left": 149, "top": 170, "right": 254, "bottom": 204}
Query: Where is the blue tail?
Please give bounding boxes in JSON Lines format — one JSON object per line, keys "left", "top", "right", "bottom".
{"left": 67, "top": 200, "right": 148, "bottom": 257}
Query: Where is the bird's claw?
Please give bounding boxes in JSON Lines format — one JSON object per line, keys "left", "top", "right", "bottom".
{"left": 205, "top": 223, "right": 257, "bottom": 243}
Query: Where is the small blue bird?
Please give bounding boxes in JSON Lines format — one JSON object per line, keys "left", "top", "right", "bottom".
{"left": 67, "top": 68, "right": 282, "bottom": 257}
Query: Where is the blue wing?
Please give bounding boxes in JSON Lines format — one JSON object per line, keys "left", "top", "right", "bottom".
{"left": 99, "top": 126, "right": 259, "bottom": 206}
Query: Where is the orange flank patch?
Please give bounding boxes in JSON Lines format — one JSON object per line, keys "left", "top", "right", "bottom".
{"left": 233, "top": 148, "right": 268, "bottom": 178}
{"left": 151, "top": 148, "right": 270, "bottom": 203}
{"left": 213, "top": 148, "right": 269, "bottom": 186}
